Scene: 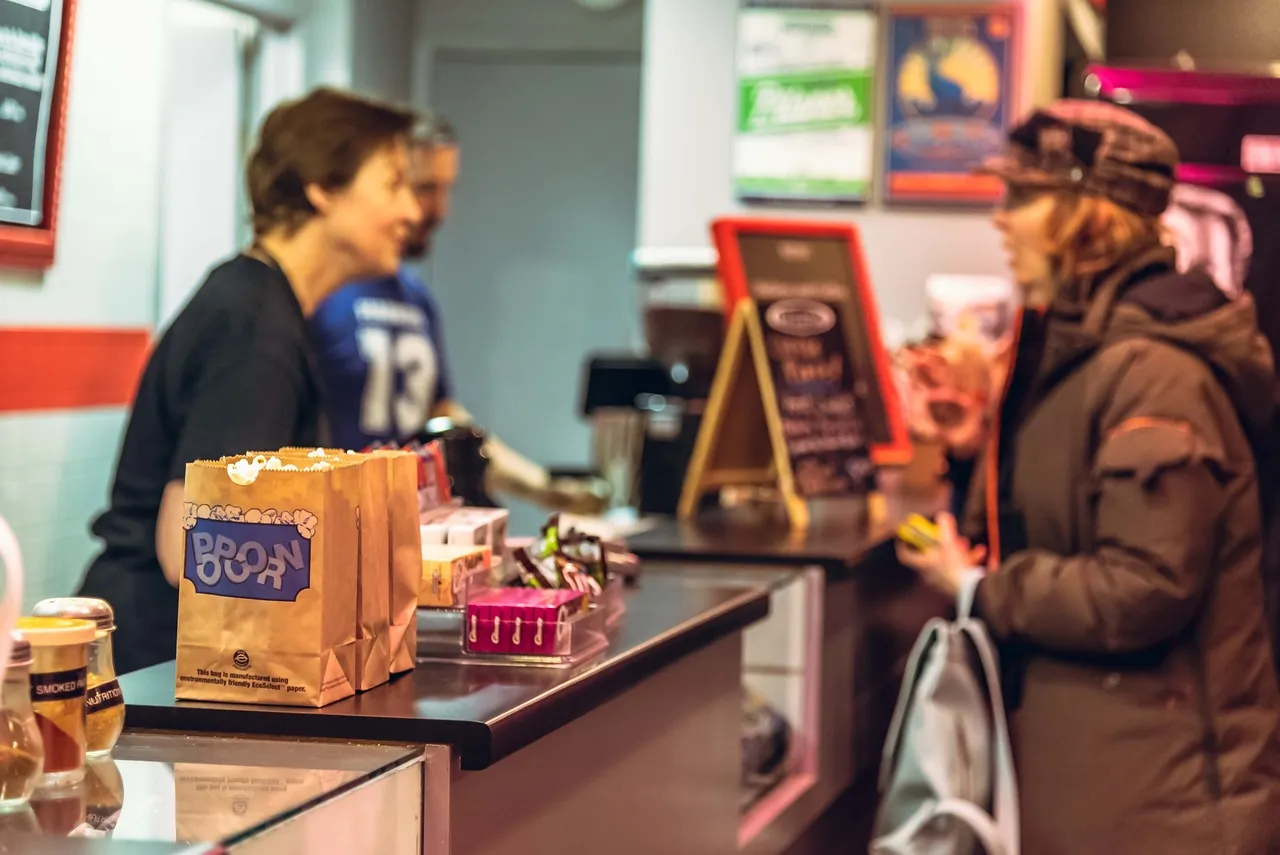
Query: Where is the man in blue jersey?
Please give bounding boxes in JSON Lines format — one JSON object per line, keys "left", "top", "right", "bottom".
{"left": 310, "top": 115, "right": 608, "bottom": 512}
{"left": 310, "top": 116, "right": 460, "bottom": 450}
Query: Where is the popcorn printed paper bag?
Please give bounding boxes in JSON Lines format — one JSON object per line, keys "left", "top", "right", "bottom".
{"left": 284, "top": 447, "right": 420, "bottom": 675}
{"left": 175, "top": 458, "right": 360, "bottom": 707}
{"left": 370, "top": 449, "right": 423, "bottom": 674}
{"left": 267, "top": 449, "right": 390, "bottom": 692}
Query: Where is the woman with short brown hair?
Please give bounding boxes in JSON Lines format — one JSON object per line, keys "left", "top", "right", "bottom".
{"left": 899, "top": 100, "right": 1280, "bottom": 853}
{"left": 79, "top": 88, "right": 422, "bottom": 674}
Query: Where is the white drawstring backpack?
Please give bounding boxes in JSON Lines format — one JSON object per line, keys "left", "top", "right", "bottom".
{"left": 869, "top": 585, "right": 1019, "bottom": 855}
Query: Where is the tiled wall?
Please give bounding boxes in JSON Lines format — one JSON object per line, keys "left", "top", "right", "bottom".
{"left": 0, "top": 0, "right": 165, "bottom": 609}
{"left": 0, "top": 410, "right": 127, "bottom": 604}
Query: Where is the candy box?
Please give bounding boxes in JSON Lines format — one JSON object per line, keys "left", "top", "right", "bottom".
{"left": 419, "top": 545, "right": 491, "bottom": 609}
{"left": 466, "top": 589, "right": 585, "bottom": 657}
{"left": 419, "top": 520, "right": 450, "bottom": 546}
{"left": 443, "top": 515, "right": 490, "bottom": 550}
{"left": 450, "top": 508, "right": 509, "bottom": 565}
{"left": 465, "top": 591, "right": 511, "bottom": 654}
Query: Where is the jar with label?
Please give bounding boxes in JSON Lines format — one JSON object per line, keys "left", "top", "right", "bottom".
{"left": 33, "top": 598, "right": 124, "bottom": 757}
{"left": 0, "top": 633, "right": 43, "bottom": 808}
{"left": 16, "top": 617, "right": 94, "bottom": 786}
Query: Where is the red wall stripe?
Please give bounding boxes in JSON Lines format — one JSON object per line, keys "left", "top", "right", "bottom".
{"left": 0, "top": 327, "right": 151, "bottom": 413}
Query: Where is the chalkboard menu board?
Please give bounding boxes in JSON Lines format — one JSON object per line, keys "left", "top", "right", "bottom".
{"left": 716, "top": 219, "right": 909, "bottom": 469}
{"left": 0, "top": 0, "right": 65, "bottom": 227}
{"left": 680, "top": 218, "right": 907, "bottom": 524}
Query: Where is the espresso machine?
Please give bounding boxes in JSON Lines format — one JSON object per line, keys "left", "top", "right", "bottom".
{"left": 570, "top": 248, "right": 726, "bottom": 516}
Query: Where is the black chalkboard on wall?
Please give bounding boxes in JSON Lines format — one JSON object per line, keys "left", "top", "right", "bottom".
{"left": 0, "top": 0, "right": 75, "bottom": 269}
{"left": 0, "top": 0, "right": 65, "bottom": 227}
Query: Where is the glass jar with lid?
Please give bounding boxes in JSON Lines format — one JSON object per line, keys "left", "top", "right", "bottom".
{"left": 33, "top": 598, "right": 123, "bottom": 757}
{"left": 16, "top": 617, "right": 95, "bottom": 786}
{"left": 0, "top": 632, "right": 45, "bottom": 808}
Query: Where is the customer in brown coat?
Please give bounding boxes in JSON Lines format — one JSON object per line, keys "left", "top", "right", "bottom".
{"left": 898, "top": 99, "right": 1280, "bottom": 855}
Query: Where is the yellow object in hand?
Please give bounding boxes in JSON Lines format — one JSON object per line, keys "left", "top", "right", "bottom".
{"left": 896, "top": 513, "right": 940, "bottom": 553}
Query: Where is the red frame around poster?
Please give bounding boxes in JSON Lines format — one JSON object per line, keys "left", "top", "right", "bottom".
{"left": 0, "top": 0, "right": 77, "bottom": 269}
{"left": 711, "top": 217, "right": 912, "bottom": 465}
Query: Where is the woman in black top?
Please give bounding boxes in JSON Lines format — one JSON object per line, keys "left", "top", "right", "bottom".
{"left": 79, "top": 88, "right": 421, "bottom": 674}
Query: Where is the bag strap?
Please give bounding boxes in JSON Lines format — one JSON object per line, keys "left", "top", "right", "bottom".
{"left": 870, "top": 798, "right": 1010, "bottom": 855}
{"left": 0, "top": 514, "right": 24, "bottom": 689}
{"left": 878, "top": 617, "right": 946, "bottom": 792}
{"left": 960, "top": 618, "right": 1021, "bottom": 855}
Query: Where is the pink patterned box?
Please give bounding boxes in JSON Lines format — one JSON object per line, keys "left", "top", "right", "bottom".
{"left": 465, "top": 589, "right": 585, "bottom": 656}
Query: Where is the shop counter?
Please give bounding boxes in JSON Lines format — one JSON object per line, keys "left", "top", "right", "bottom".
{"left": 0, "top": 733, "right": 425, "bottom": 855}
{"left": 119, "top": 575, "right": 770, "bottom": 855}
{"left": 629, "top": 494, "right": 950, "bottom": 854}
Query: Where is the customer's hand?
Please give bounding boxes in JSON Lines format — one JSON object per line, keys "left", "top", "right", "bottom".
{"left": 895, "top": 512, "right": 987, "bottom": 597}
{"left": 545, "top": 476, "right": 612, "bottom": 516}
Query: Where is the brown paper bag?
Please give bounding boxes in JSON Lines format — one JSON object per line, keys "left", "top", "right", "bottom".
{"left": 176, "top": 458, "right": 360, "bottom": 707}
{"left": 261, "top": 450, "right": 390, "bottom": 692}
{"left": 371, "top": 449, "right": 422, "bottom": 673}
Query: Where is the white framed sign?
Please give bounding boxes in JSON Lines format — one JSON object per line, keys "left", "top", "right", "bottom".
{"left": 733, "top": 1, "right": 878, "bottom": 204}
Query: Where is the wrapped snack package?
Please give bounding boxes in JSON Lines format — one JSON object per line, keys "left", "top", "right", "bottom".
{"left": 176, "top": 457, "right": 360, "bottom": 707}
{"left": 512, "top": 516, "right": 600, "bottom": 601}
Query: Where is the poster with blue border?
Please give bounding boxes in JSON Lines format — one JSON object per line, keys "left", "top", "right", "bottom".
{"left": 883, "top": 5, "right": 1018, "bottom": 205}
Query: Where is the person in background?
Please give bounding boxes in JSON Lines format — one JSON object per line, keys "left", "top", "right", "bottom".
{"left": 309, "top": 115, "right": 607, "bottom": 513}
{"left": 78, "top": 88, "right": 421, "bottom": 674}
{"left": 897, "top": 101, "right": 1280, "bottom": 853}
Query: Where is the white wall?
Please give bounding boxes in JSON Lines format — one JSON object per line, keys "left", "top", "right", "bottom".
{"left": 415, "top": 0, "right": 645, "bottom": 104}
{"left": 418, "top": 0, "right": 643, "bottom": 52}
{"left": 352, "top": 0, "right": 416, "bottom": 104}
{"left": 638, "top": 0, "right": 1061, "bottom": 330}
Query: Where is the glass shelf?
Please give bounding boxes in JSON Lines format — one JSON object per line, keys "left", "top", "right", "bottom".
{"left": 0, "top": 732, "right": 428, "bottom": 854}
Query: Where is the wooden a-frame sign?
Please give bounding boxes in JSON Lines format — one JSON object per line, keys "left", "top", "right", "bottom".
{"left": 679, "top": 299, "right": 810, "bottom": 530}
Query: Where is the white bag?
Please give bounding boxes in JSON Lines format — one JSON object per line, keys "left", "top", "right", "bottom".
{"left": 870, "top": 588, "right": 1019, "bottom": 855}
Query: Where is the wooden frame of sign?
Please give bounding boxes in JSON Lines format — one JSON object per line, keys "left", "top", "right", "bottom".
{"left": 679, "top": 218, "right": 909, "bottom": 528}
{"left": 679, "top": 299, "right": 811, "bottom": 528}
{"left": 0, "top": 0, "right": 78, "bottom": 269}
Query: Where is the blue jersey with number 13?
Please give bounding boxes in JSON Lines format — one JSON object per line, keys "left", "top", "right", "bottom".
{"left": 309, "top": 266, "right": 452, "bottom": 450}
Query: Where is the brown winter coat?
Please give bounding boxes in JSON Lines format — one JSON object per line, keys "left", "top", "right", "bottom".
{"left": 964, "top": 246, "right": 1280, "bottom": 855}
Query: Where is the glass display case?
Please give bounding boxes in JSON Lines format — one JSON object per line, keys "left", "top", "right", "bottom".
{"left": 0, "top": 733, "right": 430, "bottom": 854}
{"left": 640, "top": 562, "right": 825, "bottom": 852}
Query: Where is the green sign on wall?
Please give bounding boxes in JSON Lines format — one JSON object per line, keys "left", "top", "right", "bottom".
{"left": 734, "top": 4, "right": 877, "bottom": 203}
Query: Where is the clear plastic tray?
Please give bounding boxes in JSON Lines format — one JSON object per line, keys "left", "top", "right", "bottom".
{"left": 601, "top": 575, "right": 627, "bottom": 629}
{"left": 416, "top": 600, "right": 608, "bottom": 669}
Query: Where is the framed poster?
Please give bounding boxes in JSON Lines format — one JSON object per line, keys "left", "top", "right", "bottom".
{"left": 0, "top": 0, "right": 77, "bottom": 268}
{"left": 733, "top": 1, "right": 877, "bottom": 205}
{"left": 712, "top": 217, "right": 911, "bottom": 464}
{"left": 883, "top": 5, "right": 1019, "bottom": 205}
